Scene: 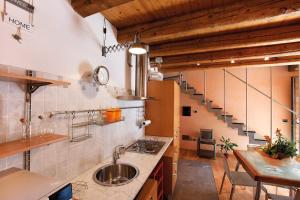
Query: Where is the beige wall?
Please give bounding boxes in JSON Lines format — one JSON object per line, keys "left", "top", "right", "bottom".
{"left": 174, "top": 66, "right": 296, "bottom": 150}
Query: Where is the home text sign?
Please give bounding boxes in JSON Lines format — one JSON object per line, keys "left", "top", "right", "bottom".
{"left": 4, "top": 15, "right": 33, "bottom": 32}
{"left": 7, "top": 0, "right": 34, "bottom": 13}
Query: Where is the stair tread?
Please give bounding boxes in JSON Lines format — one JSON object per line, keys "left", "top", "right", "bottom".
{"left": 243, "top": 130, "right": 256, "bottom": 133}
{"left": 221, "top": 114, "right": 233, "bottom": 117}
{"left": 254, "top": 138, "right": 267, "bottom": 141}
{"left": 232, "top": 122, "right": 244, "bottom": 124}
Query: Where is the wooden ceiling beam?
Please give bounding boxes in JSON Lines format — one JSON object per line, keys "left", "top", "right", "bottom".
{"left": 150, "top": 24, "right": 300, "bottom": 57}
{"left": 117, "top": 0, "right": 300, "bottom": 44}
{"left": 71, "top": 0, "right": 133, "bottom": 17}
{"left": 160, "top": 55, "right": 300, "bottom": 72}
{"left": 154, "top": 42, "right": 300, "bottom": 67}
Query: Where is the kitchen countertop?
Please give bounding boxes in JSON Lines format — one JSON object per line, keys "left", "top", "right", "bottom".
{"left": 71, "top": 136, "right": 173, "bottom": 200}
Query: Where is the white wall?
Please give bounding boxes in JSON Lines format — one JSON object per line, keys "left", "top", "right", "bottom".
{"left": 0, "top": 0, "right": 143, "bottom": 182}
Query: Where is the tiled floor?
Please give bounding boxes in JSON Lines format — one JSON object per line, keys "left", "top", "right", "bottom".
{"left": 179, "top": 149, "right": 291, "bottom": 200}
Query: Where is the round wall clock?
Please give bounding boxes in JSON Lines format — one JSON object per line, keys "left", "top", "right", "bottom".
{"left": 93, "top": 65, "right": 110, "bottom": 85}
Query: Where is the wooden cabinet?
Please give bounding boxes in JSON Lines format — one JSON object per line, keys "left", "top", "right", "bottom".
{"left": 145, "top": 80, "right": 180, "bottom": 198}
{"left": 136, "top": 179, "right": 158, "bottom": 200}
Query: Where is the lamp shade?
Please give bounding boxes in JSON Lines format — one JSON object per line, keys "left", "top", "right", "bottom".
{"left": 129, "top": 42, "right": 147, "bottom": 55}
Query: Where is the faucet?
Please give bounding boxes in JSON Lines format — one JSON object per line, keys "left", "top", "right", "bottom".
{"left": 113, "top": 145, "right": 126, "bottom": 165}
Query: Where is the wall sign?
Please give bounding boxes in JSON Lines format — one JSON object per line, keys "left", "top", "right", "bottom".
{"left": 7, "top": 0, "right": 34, "bottom": 13}
{"left": 4, "top": 15, "right": 33, "bottom": 32}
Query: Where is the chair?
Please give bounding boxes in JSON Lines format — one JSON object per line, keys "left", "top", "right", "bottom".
{"left": 263, "top": 187, "right": 300, "bottom": 200}
{"left": 197, "top": 129, "right": 216, "bottom": 159}
{"left": 220, "top": 156, "right": 257, "bottom": 200}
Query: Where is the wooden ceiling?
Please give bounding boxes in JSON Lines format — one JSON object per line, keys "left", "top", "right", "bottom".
{"left": 71, "top": 0, "right": 300, "bottom": 72}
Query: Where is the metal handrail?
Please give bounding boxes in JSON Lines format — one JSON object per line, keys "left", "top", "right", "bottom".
{"left": 163, "top": 73, "right": 183, "bottom": 85}
{"left": 224, "top": 69, "right": 298, "bottom": 116}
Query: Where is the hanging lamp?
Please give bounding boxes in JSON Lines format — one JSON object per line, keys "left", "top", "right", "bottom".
{"left": 128, "top": 33, "right": 147, "bottom": 55}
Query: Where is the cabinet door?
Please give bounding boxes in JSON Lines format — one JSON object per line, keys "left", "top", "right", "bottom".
{"left": 146, "top": 81, "right": 175, "bottom": 137}
{"left": 136, "top": 179, "right": 158, "bottom": 200}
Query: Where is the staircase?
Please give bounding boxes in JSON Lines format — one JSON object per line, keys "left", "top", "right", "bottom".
{"left": 179, "top": 80, "right": 266, "bottom": 145}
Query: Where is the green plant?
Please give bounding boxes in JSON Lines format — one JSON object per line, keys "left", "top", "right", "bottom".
{"left": 262, "top": 129, "right": 298, "bottom": 159}
{"left": 217, "top": 136, "right": 238, "bottom": 156}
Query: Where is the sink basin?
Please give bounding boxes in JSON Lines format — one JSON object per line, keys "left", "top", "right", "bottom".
{"left": 93, "top": 163, "right": 139, "bottom": 186}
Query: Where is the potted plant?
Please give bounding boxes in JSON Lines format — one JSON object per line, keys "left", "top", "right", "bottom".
{"left": 217, "top": 136, "right": 238, "bottom": 158}
{"left": 262, "top": 129, "right": 297, "bottom": 159}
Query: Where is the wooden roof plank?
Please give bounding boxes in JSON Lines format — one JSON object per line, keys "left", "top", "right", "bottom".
{"left": 150, "top": 24, "right": 300, "bottom": 57}
{"left": 117, "top": 0, "right": 300, "bottom": 44}
{"left": 155, "top": 42, "right": 300, "bottom": 67}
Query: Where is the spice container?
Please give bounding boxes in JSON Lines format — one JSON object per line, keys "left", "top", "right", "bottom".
{"left": 115, "top": 108, "right": 122, "bottom": 121}
{"left": 104, "top": 109, "right": 116, "bottom": 123}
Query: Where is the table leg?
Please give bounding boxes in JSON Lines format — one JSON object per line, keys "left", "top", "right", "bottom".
{"left": 235, "top": 162, "right": 240, "bottom": 171}
{"left": 255, "top": 181, "right": 261, "bottom": 200}
{"left": 220, "top": 172, "right": 226, "bottom": 193}
{"left": 213, "top": 144, "right": 216, "bottom": 160}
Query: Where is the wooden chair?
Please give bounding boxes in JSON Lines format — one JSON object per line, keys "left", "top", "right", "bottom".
{"left": 220, "top": 156, "right": 257, "bottom": 200}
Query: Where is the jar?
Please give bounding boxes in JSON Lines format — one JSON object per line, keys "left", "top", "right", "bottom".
{"left": 115, "top": 108, "right": 122, "bottom": 121}
{"left": 104, "top": 109, "right": 116, "bottom": 123}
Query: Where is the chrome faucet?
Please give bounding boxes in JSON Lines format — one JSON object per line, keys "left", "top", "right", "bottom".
{"left": 113, "top": 145, "right": 126, "bottom": 165}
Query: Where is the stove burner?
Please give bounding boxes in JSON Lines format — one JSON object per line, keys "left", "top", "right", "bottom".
{"left": 126, "top": 140, "right": 165, "bottom": 155}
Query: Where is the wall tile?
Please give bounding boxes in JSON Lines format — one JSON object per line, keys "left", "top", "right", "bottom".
{"left": 0, "top": 68, "right": 144, "bottom": 184}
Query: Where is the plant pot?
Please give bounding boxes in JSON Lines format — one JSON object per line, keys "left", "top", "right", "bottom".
{"left": 276, "top": 153, "right": 289, "bottom": 160}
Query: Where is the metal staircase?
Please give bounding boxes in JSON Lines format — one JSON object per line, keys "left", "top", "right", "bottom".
{"left": 164, "top": 68, "right": 298, "bottom": 145}
{"left": 179, "top": 80, "right": 266, "bottom": 145}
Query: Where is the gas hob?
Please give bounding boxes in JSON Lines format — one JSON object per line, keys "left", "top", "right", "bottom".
{"left": 126, "top": 139, "right": 165, "bottom": 155}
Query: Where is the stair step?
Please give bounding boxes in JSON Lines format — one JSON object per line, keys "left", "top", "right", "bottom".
{"left": 255, "top": 138, "right": 267, "bottom": 142}
{"left": 232, "top": 122, "right": 244, "bottom": 124}
{"left": 243, "top": 130, "right": 256, "bottom": 133}
{"left": 221, "top": 114, "right": 233, "bottom": 117}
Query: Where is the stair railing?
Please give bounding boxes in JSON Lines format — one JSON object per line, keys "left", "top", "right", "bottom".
{"left": 224, "top": 69, "right": 297, "bottom": 116}
{"left": 245, "top": 68, "right": 248, "bottom": 133}
{"left": 224, "top": 68, "right": 297, "bottom": 139}
{"left": 224, "top": 69, "right": 227, "bottom": 122}
{"left": 163, "top": 73, "right": 183, "bottom": 85}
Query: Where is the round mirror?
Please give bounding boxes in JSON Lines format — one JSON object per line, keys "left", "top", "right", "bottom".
{"left": 93, "top": 66, "right": 109, "bottom": 85}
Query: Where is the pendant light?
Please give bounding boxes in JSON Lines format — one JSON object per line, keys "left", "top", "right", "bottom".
{"left": 129, "top": 33, "right": 147, "bottom": 55}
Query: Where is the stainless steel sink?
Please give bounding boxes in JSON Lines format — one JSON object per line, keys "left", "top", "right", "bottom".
{"left": 93, "top": 163, "right": 139, "bottom": 186}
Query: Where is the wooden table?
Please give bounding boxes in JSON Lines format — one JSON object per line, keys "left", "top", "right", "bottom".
{"left": 234, "top": 150, "right": 300, "bottom": 200}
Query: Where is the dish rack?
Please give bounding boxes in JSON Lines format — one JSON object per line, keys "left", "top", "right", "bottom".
{"left": 69, "top": 111, "right": 126, "bottom": 142}
{"left": 48, "top": 106, "right": 143, "bottom": 142}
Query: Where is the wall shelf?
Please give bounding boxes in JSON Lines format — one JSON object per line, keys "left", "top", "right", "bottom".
{"left": 0, "top": 134, "right": 67, "bottom": 159}
{"left": 0, "top": 71, "right": 70, "bottom": 86}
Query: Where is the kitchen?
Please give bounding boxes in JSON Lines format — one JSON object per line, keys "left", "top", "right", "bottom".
{"left": 0, "top": 0, "right": 178, "bottom": 199}
{"left": 2, "top": 1, "right": 300, "bottom": 200}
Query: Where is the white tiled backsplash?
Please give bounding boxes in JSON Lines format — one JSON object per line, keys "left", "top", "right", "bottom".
{"left": 0, "top": 65, "right": 144, "bottom": 182}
